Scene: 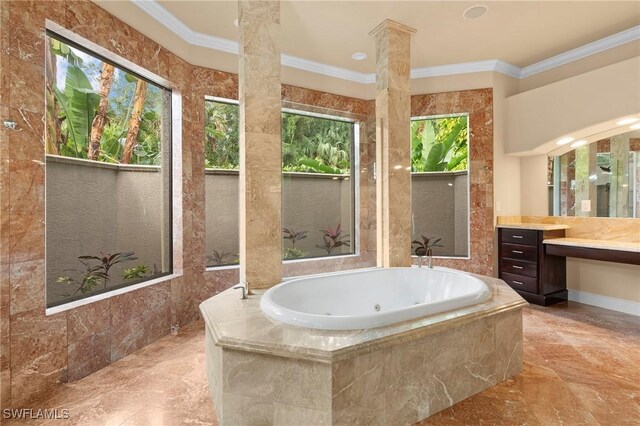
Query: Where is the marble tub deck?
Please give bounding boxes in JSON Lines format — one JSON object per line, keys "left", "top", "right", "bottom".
{"left": 199, "top": 272, "right": 527, "bottom": 425}
{"left": 4, "top": 301, "right": 639, "bottom": 425}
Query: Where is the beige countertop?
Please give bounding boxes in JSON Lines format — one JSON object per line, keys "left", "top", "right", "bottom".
{"left": 199, "top": 269, "right": 527, "bottom": 363}
{"left": 497, "top": 223, "right": 570, "bottom": 231}
{"left": 543, "top": 237, "right": 640, "bottom": 253}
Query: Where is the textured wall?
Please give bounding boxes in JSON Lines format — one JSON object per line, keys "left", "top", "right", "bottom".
{"left": 411, "top": 89, "right": 495, "bottom": 275}
{"left": 0, "top": 0, "right": 379, "bottom": 407}
{"left": 0, "top": 0, "right": 497, "bottom": 408}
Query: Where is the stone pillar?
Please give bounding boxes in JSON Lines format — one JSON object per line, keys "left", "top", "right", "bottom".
{"left": 370, "top": 20, "right": 415, "bottom": 267}
{"left": 238, "top": 0, "right": 282, "bottom": 288}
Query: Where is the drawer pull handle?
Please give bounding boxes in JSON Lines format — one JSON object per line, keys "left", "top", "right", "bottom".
{"left": 512, "top": 235, "right": 524, "bottom": 239}
{"left": 512, "top": 250, "right": 524, "bottom": 254}
{"left": 512, "top": 280, "right": 525, "bottom": 285}
{"left": 512, "top": 265, "right": 524, "bottom": 270}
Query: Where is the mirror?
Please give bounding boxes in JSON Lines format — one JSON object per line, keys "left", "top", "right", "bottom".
{"left": 548, "top": 129, "right": 639, "bottom": 218}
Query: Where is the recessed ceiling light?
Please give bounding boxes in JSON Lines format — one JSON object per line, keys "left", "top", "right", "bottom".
{"left": 463, "top": 5, "right": 488, "bottom": 19}
{"left": 616, "top": 117, "right": 639, "bottom": 126}
{"left": 233, "top": 19, "right": 239, "bottom": 28}
{"left": 556, "top": 137, "right": 574, "bottom": 146}
{"left": 570, "top": 140, "right": 587, "bottom": 148}
{"left": 630, "top": 123, "right": 640, "bottom": 130}
{"left": 351, "top": 52, "right": 367, "bottom": 61}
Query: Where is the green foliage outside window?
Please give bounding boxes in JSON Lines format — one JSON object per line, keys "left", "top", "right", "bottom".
{"left": 46, "top": 37, "right": 165, "bottom": 165}
{"left": 411, "top": 116, "right": 468, "bottom": 172}
{"left": 204, "top": 101, "right": 352, "bottom": 173}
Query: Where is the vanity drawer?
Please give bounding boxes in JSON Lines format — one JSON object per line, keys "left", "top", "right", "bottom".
{"left": 501, "top": 229, "right": 538, "bottom": 246}
{"left": 501, "top": 272, "right": 538, "bottom": 294}
{"left": 501, "top": 243, "right": 538, "bottom": 262}
{"left": 501, "top": 258, "right": 537, "bottom": 278}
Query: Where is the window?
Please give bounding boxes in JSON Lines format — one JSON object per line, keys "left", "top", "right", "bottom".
{"left": 203, "top": 100, "right": 357, "bottom": 266}
{"left": 45, "top": 33, "right": 172, "bottom": 308}
{"left": 410, "top": 114, "right": 469, "bottom": 258}
{"left": 204, "top": 99, "right": 240, "bottom": 267}
{"left": 281, "top": 111, "right": 356, "bottom": 260}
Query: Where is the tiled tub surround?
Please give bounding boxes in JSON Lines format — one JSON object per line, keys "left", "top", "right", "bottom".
{"left": 0, "top": 0, "right": 378, "bottom": 408}
{"left": 200, "top": 272, "right": 526, "bottom": 425}
{"left": 411, "top": 89, "right": 494, "bottom": 276}
{"left": 0, "top": 0, "right": 498, "bottom": 410}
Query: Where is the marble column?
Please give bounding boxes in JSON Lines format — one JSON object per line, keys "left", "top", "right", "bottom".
{"left": 370, "top": 20, "right": 415, "bottom": 267}
{"left": 238, "top": 0, "right": 282, "bottom": 288}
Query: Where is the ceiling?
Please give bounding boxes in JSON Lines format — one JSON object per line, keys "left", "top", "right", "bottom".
{"left": 156, "top": 0, "right": 640, "bottom": 70}
{"left": 93, "top": 0, "right": 640, "bottom": 96}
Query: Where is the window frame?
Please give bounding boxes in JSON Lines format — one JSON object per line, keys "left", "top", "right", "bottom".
{"left": 44, "top": 26, "right": 177, "bottom": 313}
{"left": 409, "top": 112, "right": 471, "bottom": 260}
{"left": 203, "top": 97, "right": 360, "bottom": 270}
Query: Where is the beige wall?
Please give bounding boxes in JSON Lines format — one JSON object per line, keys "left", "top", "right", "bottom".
{"left": 520, "top": 155, "right": 549, "bottom": 216}
{"left": 492, "top": 73, "right": 522, "bottom": 217}
{"left": 567, "top": 258, "right": 640, "bottom": 303}
{"left": 502, "top": 50, "right": 640, "bottom": 307}
{"left": 505, "top": 57, "right": 640, "bottom": 155}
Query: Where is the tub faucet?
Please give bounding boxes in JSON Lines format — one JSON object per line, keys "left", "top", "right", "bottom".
{"left": 233, "top": 281, "right": 253, "bottom": 299}
{"left": 417, "top": 256, "right": 424, "bottom": 268}
{"left": 427, "top": 247, "right": 434, "bottom": 269}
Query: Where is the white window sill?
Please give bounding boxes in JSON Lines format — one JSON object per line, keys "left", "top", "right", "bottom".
{"left": 45, "top": 273, "right": 183, "bottom": 316}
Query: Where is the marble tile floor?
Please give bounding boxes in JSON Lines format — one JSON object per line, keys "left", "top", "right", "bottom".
{"left": 5, "top": 301, "right": 639, "bottom": 426}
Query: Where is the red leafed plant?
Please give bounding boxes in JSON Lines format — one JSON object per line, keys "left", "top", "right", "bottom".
{"left": 317, "top": 224, "right": 350, "bottom": 255}
{"left": 412, "top": 235, "right": 443, "bottom": 256}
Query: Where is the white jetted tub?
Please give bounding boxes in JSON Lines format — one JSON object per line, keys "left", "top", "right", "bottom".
{"left": 260, "top": 267, "right": 490, "bottom": 330}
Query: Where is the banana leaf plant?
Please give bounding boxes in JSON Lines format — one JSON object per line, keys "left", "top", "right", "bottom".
{"left": 49, "top": 39, "right": 101, "bottom": 158}
{"left": 411, "top": 117, "right": 468, "bottom": 172}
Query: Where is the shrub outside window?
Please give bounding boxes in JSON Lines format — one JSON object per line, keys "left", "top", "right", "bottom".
{"left": 45, "top": 33, "right": 172, "bottom": 308}
{"left": 204, "top": 100, "right": 356, "bottom": 267}
{"left": 410, "top": 114, "right": 470, "bottom": 258}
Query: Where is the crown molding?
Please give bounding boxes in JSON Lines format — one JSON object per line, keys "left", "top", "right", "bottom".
{"left": 132, "top": 0, "right": 240, "bottom": 54}
{"left": 131, "top": 0, "right": 639, "bottom": 84}
{"left": 520, "top": 25, "right": 640, "bottom": 79}
{"left": 411, "top": 60, "right": 522, "bottom": 79}
{"left": 281, "top": 54, "right": 374, "bottom": 84}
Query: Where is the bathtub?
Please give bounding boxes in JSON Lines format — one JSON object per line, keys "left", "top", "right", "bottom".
{"left": 260, "top": 267, "right": 490, "bottom": 330}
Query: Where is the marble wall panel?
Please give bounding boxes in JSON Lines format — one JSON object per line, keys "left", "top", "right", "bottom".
{"left": 0, "top": 0, "right": 190, "bottom": 406}
{"left": 0, "top": 0, "right": 10, "bottom": 408}
{"left": 411, "top": 89, "right": 495, "bottom": 276}
{"left": 1, "top": 0, "right": 498, "bottom": 410}
{"left": 209, "top": 305, "right": 522, "bottom": 425}
{"left": 220, "top": 348, "right": 332, "bottom": 425}
{"left": 331, "top": 307, "right": 522, "bottom": 425}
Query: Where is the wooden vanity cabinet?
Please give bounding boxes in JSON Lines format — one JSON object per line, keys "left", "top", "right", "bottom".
{"left": 498, "top": 227, "right": 567, "bottom": 306}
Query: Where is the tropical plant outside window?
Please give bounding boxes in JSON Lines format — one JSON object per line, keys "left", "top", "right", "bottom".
{"left": 45, "top": 33, "right": 172, "bottom": 308}
{"left": 204, "top": 100, "right": 356, "bottom": 266}
{"left": 411, "top": 115, "right": 469, "bottom": 258}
